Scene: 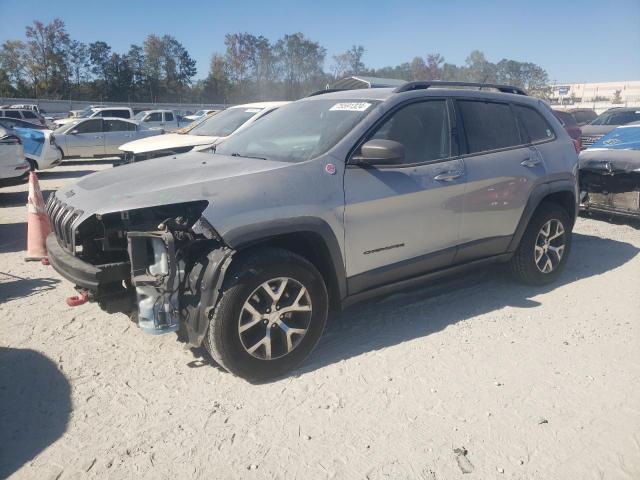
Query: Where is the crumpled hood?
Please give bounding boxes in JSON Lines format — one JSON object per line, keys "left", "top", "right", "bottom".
{"left": 119, "top": 133, "right": 220, "bottom": 154}
{"left": 579, "top": 149, "right": 640, "bottom": 174}
{"left": 57, "top": 152, "right": 289, "bottom": 217}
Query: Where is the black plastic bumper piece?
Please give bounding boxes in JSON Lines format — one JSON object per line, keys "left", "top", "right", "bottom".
{"left": 46, "top": 233, "right": 130, "bottom": 291}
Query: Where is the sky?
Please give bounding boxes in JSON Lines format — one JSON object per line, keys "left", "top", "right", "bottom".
{"left": 1, "top": 0, "right": 639, "bottom": 84}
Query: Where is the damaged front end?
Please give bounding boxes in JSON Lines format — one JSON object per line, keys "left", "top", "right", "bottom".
{"left": 580, "top": 151, "right": 640, "bottom": 219}
{"left": 46, "top": 197, "right": 234, "bottom": 345}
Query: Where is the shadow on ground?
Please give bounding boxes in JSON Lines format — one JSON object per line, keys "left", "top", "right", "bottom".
{"left": 0, "top": 222, "right": 27, "bottom": 254}
{"left": 0, "top": 348, "right": 71, "bottom": 478}
{"left": 581, "top": 211, "right": 640, "bottom": 230}
{"left": 0, "top": 271, "right": 60, "bottom": 302}
{"left": 0, "top": 189, "right": 54, "bottom": 208}
{"left": 38, "top": 169, "right": 96, "bottom": 180}
{"left": 295, "top": 232, "right": 639, "bottom": 376}
{"left": 186, "top": 232, "right": 635, "bottom": 383}
{"left": 61, "top": 159, "right": 116, "bottom": 166}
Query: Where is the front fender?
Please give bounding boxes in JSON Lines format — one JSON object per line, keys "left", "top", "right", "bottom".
{"left": 181, "top": 246, "right": 234, "bottom": 346}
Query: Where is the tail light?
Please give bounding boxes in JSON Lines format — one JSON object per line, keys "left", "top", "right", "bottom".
{"left": 572, "top": 138, "right": 581, "bottom": 154}
{"left": 0, "top": 135, "right": 21, "bottom": 145}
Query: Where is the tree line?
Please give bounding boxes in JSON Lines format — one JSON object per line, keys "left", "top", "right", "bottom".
{"left": 0, "top": 19, "right": 551, "bottom": 104}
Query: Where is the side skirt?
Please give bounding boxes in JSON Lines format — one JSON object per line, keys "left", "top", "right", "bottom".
{"left": 340, "top": 253, "right": 512, "bottom": 310}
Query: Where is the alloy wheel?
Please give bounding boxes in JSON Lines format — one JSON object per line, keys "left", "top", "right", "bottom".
{"left": 534, "top": 219, "right": 566, "bottom": 274}
{"left": 238, "top": 277, "right": 312, "bottom": 360}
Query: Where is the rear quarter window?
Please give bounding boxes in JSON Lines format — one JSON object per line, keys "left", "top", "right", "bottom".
{"left": 457, "top": 100, "right": 523, "bottom": 154}
{"left": 514, "top": 105, "right": 555, "bottom": 143}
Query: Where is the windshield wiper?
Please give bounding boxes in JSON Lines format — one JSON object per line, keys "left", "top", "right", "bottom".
{"left": 230, "top": 152, "right": 267, "bottom": 160}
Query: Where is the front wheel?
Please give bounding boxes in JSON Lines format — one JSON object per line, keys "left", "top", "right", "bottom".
{"left": 204, "top": 247, "right": 328, "bottom": 382}
{"left": 510, "top": 203, "right": 572, "bottom": 286}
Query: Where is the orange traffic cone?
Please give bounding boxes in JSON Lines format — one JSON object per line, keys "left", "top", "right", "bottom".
{"left": 25, "top": 171, "right": 51, "bottom": 261}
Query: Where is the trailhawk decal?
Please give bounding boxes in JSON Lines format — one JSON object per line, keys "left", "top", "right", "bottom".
{"left": 363, "top": 243, "right": 405, "bottom": 255}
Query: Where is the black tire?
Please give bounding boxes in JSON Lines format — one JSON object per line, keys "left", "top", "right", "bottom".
{"left": 26, "top": 159, "right": 38, "bottom": 171}
{"left": 510, "top": 202, "right": 572, "bottom": 286}
{"left": 204, "top": 247, "right": 328, "bottom": 382}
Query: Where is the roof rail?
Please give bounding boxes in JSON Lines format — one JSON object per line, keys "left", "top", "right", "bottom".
{"left": 394, "top": 81, "right": 527, "bottom": 96}
{"left": 306, "top": 88, "right": 351, "bottom": 97}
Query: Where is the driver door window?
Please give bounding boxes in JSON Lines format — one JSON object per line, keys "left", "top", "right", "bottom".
{"left": 368, "top": 100, "right": 451, "bottom": 164}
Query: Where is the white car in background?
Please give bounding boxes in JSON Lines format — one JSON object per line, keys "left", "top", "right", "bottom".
{"left": 54, "top": 106, "right": 135, "bottom": 127}
{"left": 0, "top": 126, "right": 30, "bottom": 187}
{"left": 119, "top": 101, "right": 288, "bottom": 163}
{"left": 183, "top": 109, "right": 218, "bottom": 122}
{"left": 55, "top": 117, "right": 162, "bottom": 159}
{"left": 133, "top": 110, "right": 180, "bottom": 131}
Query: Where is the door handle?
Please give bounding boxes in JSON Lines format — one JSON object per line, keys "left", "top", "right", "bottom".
{"left": 520, "top": 158, "right": 541, "bottom": 168}
{"left": 434, "top": 171, "right": 462, "bottom": 182}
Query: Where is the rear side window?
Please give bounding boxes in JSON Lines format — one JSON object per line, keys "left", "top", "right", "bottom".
{"left": 5, "top": 111, "right": 21, "bottom": 119}
{"left": 164, "top": 112, "right": 174, "bottom": 121}
{"left": 146, "top": 112, "right": 162, "bottom": 122}
{"left": 457, "top": 101, "right": 522, "bottom": 154}
{"left": 105, "top": 119, "right": 135, "bottom": 132}
{"left": 22, "top": 111, "right": 37, "bottom": 119}
{"left": 514, "top": 105, "right": 555, "bottom": 142}
{"left": 369, "top": 100, "right": 450, "bottom": 164}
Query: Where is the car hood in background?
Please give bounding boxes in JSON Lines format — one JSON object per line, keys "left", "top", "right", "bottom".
{"left": 119, "top": 133, "right": 220, "bottom": 154}
{"left": 53, "top": 118, "right": 77, "bottom": 126}
{"left": 57, "top": 152, "right": 289, "bottom": 216}
{"left": 580, "top": 125, "right": 618, "bottom": 137}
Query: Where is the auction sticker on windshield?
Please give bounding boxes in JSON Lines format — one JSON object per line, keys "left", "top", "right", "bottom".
{"left": 329, "top": 102, "right": 372, "bottom": 112}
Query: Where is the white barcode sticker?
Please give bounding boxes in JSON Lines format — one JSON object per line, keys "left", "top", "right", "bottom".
{"left": 329, "top": 102, "right": 371, "bottom": 112}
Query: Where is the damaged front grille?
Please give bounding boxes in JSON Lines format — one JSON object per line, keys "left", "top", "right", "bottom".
{"left": 581, "top": 135, "right": 603, "bottom": 150}
{"left": 45, "top": 194, "right": 82, "bottom": 253}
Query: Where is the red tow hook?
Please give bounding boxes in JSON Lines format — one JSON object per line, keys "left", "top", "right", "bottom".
{"left": 66, "top": 291, "right": 89, "bottom": 307}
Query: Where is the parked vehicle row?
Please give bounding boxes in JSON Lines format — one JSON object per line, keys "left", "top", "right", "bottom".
{"left": 0, "top": 119, "right": 62, "bottom": 170}
{"left": 580, "top": 107, "right": 640, "bottom": 150}
{"left": 45, "top": 81, "right": 580, "bottom": 381}
{"left": 119, "top": 102, "right": 287, "bottom": 163}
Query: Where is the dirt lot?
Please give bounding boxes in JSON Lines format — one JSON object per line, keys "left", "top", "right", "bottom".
{"left": 1, "top": 161, "right": 639, "bottom": 480}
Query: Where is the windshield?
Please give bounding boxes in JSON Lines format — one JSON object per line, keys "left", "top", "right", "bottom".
{"left": 134, "top": 111, "right": 147, "bottom": 120}
{"left": 193, "top": 110, "right": 206, "bottom": 116}
{"left": 216, "top": 99, "right": 379, "bottom": 163}
{"left": 77, "top": 107, "right": 97, "bottom": 119}
{"left": 590, "top": 110, "right": 640, "bottom": 126}
{"left": 188, "top": 107, "right": 263, "bottom": 137}
{"left": 54, "top": 121, "right": 79, "bottom": 134}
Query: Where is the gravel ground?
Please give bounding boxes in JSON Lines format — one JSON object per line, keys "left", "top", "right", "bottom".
{"left": 1, "top": 161, "right": 639, "bottom": 480}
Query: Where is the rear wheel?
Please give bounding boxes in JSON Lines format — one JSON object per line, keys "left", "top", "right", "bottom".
{"left": 204, "top": 247, "right": 328, "bottom": 381}
{"left": 510, "top": 203, "right": 572, "bottom": 285}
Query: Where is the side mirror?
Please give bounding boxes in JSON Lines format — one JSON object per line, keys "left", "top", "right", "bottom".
{"left": 69, "top": 129, "right": 79, "bottom": 135}
{"left": 353, "top": 139, "right": 404, "bottom": 166}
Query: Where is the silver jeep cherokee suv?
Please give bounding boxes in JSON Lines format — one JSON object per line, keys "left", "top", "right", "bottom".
{"left": 46, "top": 81, "right": 579, "bottom": 381}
